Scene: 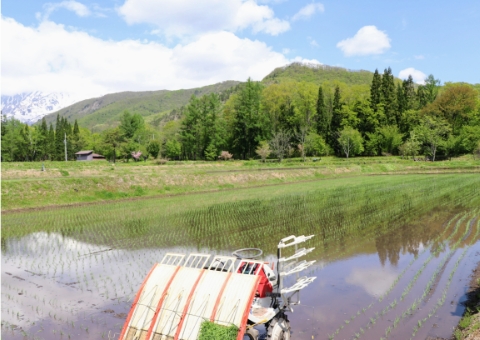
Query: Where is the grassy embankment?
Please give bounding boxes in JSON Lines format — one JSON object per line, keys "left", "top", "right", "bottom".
{"left": 1, "top": 156, "right": 479, "bottom": 211}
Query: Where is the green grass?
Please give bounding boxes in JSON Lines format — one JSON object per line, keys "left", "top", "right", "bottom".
{"left": 59, "top": 169, "right": 69, "bottom": 176}
{"left": 2, "top": 156, "right": 479, "bottom": 210}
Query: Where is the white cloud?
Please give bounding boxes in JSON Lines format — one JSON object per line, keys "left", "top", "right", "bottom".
{"left": 292, "top": 2, "right": 325, "bottom": 21}
{"left": 398, "top": 67, "right": 427, "bottom": 85}
{"left": 1, "top": 17, "right": 290, "bottom": 99}
{"left": 336, "top": 25, "right": 391, "bottom": 57}
{"left": 346, "top": 267, "right": 398, "bottom": 298}
{"left": 291, "top": 56, "right": 322, "bottom": 65}
{"left": 308, "top": 37, "right": 319, "bottom": 48}
{"left": 39, "top": 0, "right": 91, "bottom": 21}
{"left": 117, "top": 0, "right": 290, "bottom": 37}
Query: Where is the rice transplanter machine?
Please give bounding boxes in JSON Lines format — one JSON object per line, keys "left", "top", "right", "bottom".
{"left": 118, "top": 234, "right": 316, "bottom": 340}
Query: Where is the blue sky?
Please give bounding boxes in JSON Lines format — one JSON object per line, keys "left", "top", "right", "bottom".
{"left": 2, "top": 0, "right": 479, "bottom": 100}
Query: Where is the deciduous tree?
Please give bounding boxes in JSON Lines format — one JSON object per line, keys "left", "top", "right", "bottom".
{"left": 147, "top": 140, "right": 160, "bottom": 159}
{"left": 337, "top": 127, "right": 364, "bottom": 158}
{"left": 255, "top": 141, "right": 271, "bottom": 162}
{"left": 415, "top": 116, "right": 451, "bottom": 161}
{"left": 423, "top": 83, "right": 477, "bottom": 134}
{"left": 270, "top": 130, "right": 290, "bottom": 162}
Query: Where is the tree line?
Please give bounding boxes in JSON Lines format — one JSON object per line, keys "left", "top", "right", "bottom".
{"left": 2, "top": 67, "right": 480, "bottom": 162}
{"left": 1, "top": 115, "right": 82, "bottom": 161}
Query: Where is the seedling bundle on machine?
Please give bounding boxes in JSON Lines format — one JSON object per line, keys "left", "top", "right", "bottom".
{"left": 117, "top": 234, "right": 316, "bottom": 340}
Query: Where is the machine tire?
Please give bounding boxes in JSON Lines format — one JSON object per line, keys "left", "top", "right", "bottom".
{"left": 266, "top": 314, "right": 290, "bottom": 340}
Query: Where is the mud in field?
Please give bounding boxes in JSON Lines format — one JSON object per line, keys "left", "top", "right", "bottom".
{"left": 1, "top": 211, "right": 479, "bottom": 340}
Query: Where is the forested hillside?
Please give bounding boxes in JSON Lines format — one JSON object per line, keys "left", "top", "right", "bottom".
{"left": 38, "top": 63, "right": 377, "bottom": 132}
{"left": 40, "top": 81, "right": 241, "bottom": 131}
{"left": 263, "top": 62, "right": 374, "bottom": 86}
{"left": 2, "top": 64, "right": 480, "bottom": 162}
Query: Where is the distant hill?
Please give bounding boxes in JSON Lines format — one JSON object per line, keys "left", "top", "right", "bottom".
{"left": 262, "top": 62, "right": 374, "bottom": 86}
{"left": 40, "top": 63, "right": 379, "bottom": 131}
{"left": 41, "top": 81, "right": 241, "bottom": 131}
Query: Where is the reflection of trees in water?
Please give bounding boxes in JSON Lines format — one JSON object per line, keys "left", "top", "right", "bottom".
{"left": 375, "top": 213, "right": 456, "bottom": 267}
{"left": 1, "top": 237, "right": 7, "bottom": 254}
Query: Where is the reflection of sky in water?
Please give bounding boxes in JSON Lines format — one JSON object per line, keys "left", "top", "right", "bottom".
{"left": 345, "top": 265, "right": 398, "bottom": 297}
{"left": 2, "top": 231, "right": 280, "bottom": 337}
{"left": 2, "top": 209, "right": 477, "bottom": 340}
{"left": 1, "top": 232, "right": 235, "bottom": 337}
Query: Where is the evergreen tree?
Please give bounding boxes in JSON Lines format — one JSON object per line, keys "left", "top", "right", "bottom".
{"left": 54, "top": 114, "right": 65, "bottom": 160}
{"left": 38, "top": 117, "right": 49, "bottom": 160}
{"left": 1, "top": 118, "right": 23, "bottom": 161}
{"left": 381, "top": 67, "right": 397, "bottom": 126}
{"left": 417, "top": 75, "right": 440, "bottom": 109}
{"left": 397, "top": 83, "right": 406, "bottom": 114}
{"left": 19, "top": 124, "right": 30, "bottom": 161}
{"left": 64, "top": 118, "right": 74, "bottom": 160}
{"left": 232, "top": 78, "right": 265, "bottom": 159}
{"left": 315, "top": 86, "right": 330, "bottom": 139}
{"left": 330, "top": 86, "right": 343, "bottom": 155}
{"left": 48, "top": 123, "right": 55, "bottom": 160}
{"left": 1, "top": 114, "right": 6, "bottom": 138}
{"left": 401, "top": 75, "right": 416, "bottom": 112}
{"left": 417, "top": 86, "right": 428, "bottom": 108}
{"left": 424, "top": 75, "right": 441, "bottom": 104}
{"left": 370, "top": 69, "right": 382, "bottom": 113}
{"left": 72, "top": 119, "right": 81, "bottom": 153}
{"left": 202, "top": 93, "right": 225, "bottom": 158}
{"left": 355, "top": 99, "right": 378, "bottom": 137}
{"left": 180, "top": 95, "right": 202, "bottom": 160}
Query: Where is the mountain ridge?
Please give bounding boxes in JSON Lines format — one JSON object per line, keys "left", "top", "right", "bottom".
{"left": 7, "top": 63, "right": 381, "bottom": 129}
{"left": 40, "top": 81, "right": 242, "bottom": 131}
{"left": 1, "top": 92, "right": 79, "bottom": 124}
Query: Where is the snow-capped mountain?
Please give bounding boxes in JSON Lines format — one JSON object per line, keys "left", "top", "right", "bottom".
{"left": 1, "top": 92, "right": 80, "bottom": 124}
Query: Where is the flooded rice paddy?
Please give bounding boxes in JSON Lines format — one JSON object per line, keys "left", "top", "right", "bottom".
{"left": 2, "top": 174, "right": 480, "bottom": 339}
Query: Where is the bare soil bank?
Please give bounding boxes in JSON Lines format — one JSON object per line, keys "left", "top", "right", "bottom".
{"left": 452, "top": 262, "right": 480, "bottom": 340}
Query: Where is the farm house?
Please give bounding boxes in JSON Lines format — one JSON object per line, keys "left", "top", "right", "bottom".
{"left": 75, "top": 150, "right": 106, "bottom": 161}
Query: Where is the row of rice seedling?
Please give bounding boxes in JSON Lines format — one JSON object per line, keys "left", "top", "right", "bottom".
{"left": 1, "top": 174, "right": 479, "bottom": 339}
{"left": 377, "top": 211, "right": 478, "bottom": 339}
{"left": 409, "top": 219, "right": 480, "bottom": 339}
{"left": 327, "top": 211, "right": 468, "bottom": 339}
{"left": 4, "top": 175, "right": 475, "bottom": 247}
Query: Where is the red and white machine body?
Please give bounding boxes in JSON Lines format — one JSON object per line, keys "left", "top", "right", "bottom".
{"left": 116, "top": 235, "right": 316, "bottom": 340}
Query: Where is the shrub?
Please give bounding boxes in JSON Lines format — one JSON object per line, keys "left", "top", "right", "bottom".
{"left": 219, "top": 151, "right": 233, "bottom": 161}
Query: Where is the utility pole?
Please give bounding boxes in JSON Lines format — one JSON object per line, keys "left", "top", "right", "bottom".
{"left": 64, "top": 133, "right": 67, "bottom": 161}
